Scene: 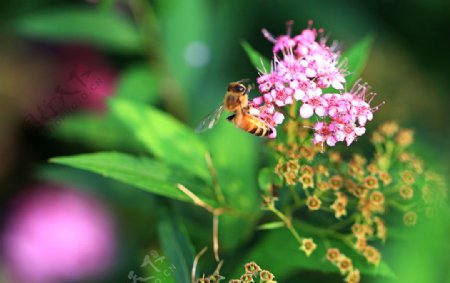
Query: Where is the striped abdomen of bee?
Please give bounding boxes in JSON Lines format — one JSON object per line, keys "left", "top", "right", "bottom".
{"left": 227, "top": 111, "right": 273, "bottom": 137}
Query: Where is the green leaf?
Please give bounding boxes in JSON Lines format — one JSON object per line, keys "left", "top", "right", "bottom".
{"left": 49, "top": 152, "right": 217, "bottom": 206}
{"left": 257, "top": 221, "right": 285, "bottom": 230}
{"left": 155, "top": 0, "right": 210, "bottom": 97}
{"left": 14, "top": 8, "right": 142, "bottom": 53}
{"left": 115, "top": 64, "right": 159, "bottom": 104}
{"left": 234, "top": 228, "right": 396, "bottom": 280}
{"left": 158, "top": 207, "right": 195, "bottom": 283}
{"left": 203, "top": 123, "right": 261, "bottom": 249}
{"left": 241, "top": 41, "right": 271, "bottom": 72}
{"left": 52, "top": 112, "right": 143, "bottom": 150}
{"left": 258, "top": 167, "right": 282, "bottom": 194}
{"left": 341, "top": 34, "right": 374, "bottom": 86}
{"left": 110, "top": 98, "right": 211, "bottom": 182}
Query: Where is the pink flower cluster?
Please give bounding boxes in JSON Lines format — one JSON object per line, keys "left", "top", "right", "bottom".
{"left": 250, "top": 21, "right": 381, "bottom": 146}
{"left": 303, "top": 85, "right": 383, "bottom": 146}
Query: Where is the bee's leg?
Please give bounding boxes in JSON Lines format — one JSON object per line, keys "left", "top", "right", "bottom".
{"left": 226, "top": 114, "right": 236, "bottom": 121}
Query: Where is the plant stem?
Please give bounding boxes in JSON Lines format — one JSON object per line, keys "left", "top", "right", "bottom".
{"left": 288, "top": 185, "right": 302, "bottom": 206}
{"left": 287, "top": 102, "right": 298, "bottom": 143}
{"left": 267, "top": 204, "right": 302, "bottom": 244}
{"left": 388, "top": 200, "right": 415, "bottom": 212}
{"left": 205, "top": 152, "right": 226, "bottom": 206}
{"left": 328, "top": 213, "right": 357, "bottom": 231}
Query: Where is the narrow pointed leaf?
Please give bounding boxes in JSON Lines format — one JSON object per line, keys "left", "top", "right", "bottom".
{"left": 158, "top": 207, "right": 195, "bottom": 283}
{"left": 110, "top": 98, "right": 211, "bottom": 182}
{"left": 241, "top": 41, "right": 271, "bottom": 72}
{"left": 50, "top": 152, "right": 217, "bottom": 206}
{"left": 14, "top": 8, "right": 142, "bottom": 53}
{"left": 341, "top": 35, "right": 374, "bottom": 86}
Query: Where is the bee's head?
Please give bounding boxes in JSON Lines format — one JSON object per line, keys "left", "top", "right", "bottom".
{"left": 228, "top": 82, "right": 247, "bottom": 94}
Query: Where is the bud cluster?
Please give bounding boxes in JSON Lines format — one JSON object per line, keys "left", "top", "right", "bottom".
{"left": 261, "top": 121, "right": 447, "bottom": 282}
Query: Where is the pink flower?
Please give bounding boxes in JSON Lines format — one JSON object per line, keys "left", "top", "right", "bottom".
{"left": 309, "top": 83, "right": 383, "bottom": 148}
{"left": 248, "top": 21, "right": 382, "bottom": 143}
{"left": 251, "top": 21, "right": 347, "bottom": 138}
{"left": 2, "top": 184, "right": 116, "bottom": 283}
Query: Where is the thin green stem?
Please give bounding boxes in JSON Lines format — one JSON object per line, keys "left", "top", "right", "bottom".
{"left": 287, "top": 102, "right": 298, "bottom": 143}
{"left": 288, "top": 185, "right": 302, "bottom": 206}
{"left": 327, "top": 213, "right": 357, "bottom": 231}
{"left": 205, "top": 152, "right": 226, "bottom": 206}
{"left": 388, "top": 200, "right": 416, "bottom": 212}
{"left": 267, "top": 204, "right": 302, "bottom": 244}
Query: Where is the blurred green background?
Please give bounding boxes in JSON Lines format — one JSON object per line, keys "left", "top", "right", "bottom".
{"left": 0, "top": 0, "right": 449, "bottom": 282}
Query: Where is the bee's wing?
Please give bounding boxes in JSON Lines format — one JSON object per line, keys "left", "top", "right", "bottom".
{"left": 195, "top": 105, "right": 225, "bottom": 133}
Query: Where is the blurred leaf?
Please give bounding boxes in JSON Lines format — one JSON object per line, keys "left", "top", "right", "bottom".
{"left": 241, "top": 41, "right": 271, "bottom": 72}
{"left": 52, "top": 112, "right": 143, "bottom": 150}
{"left": 257, "top": 221, "right": 285, "bottom": 230}
{"left": 383, "top": 205, "right": 450, "bottom": 283}
{"left": 116, "top": 64, "right": 159, "bottom": 103}
{"left": 14, "top": 8, "right": 142, "bottom": 53}
{"left": 234, "top": 228, "right": 396, "bottom": 280}
{"left": 50, "top": 152, "right": 217, "bottom": 206}
{"left": 158, "top": 207, "right": 195, "bottom": 283}
{"left": 110, "top": 98, "right": 211, "bottom": 182}
{"left": 204, "top": 124, "right": 261, "bottom": 249}
{"left": 341, "top": 34, "right": 374, "bottom": 86}
{"left": 258, "top": 167, "right": 282, "bottom": 194}
{"left": 144, "top": 254, "right": 177, "bottom": 283}
{"left": 155, "top": 0, "right": 210, "bottom": 97}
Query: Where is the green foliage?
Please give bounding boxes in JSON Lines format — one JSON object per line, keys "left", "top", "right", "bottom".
{"left": 234, "top": 228, "right": 396, "bottom": 280}
{"left": 157, "top": 207, "right": 195, "bottom": 283}
{"left": 53, "top": 63, "right": 160, "bottom": 150}
{"left": 155, "top": 0, "right": 210, "bottom": 96}
{"left": 341, "top": 34, "right": 374, "bottom": 86}
{"left": 52, "top": 113, "right": 143, "bottom": 150}
{"left": 31, "top": 3, "right": 446, "bottom": 282}
{"left": 241, "top": 41, "right": 272, "bottom": 72}
{"left": 115, "top": 64, "right": 160, "bottom": 104}
{"left": 14, "top": 8, "right": 142, "bottom": 53}
{"left": 109, "top": 98, "right": 211, "bottom": 182}
{"left": 202, "top": 124, "right": 261, "bottom": 249}
{"left": 49, "top": 152, "right": 217, "bottom": 207}
{"left": 258, "top": 167, "right": 282, "bottom": 194}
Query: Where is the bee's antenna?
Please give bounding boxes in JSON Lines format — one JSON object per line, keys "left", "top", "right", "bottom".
{"left": 238, "top": 78, "right": 251, "bottom": 84}
{"left": 247, "top": 83, "right": 256, "bottom": 94}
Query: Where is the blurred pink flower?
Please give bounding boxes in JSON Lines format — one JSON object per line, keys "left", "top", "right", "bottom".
{"left": 26, "top": 46, "right": 117, "bottom": 125}
{"left": 56, "top": 46, "right": 117, "bottom": 111}
{"left": 2, "top": 184, "right": 116, "bottom": 283}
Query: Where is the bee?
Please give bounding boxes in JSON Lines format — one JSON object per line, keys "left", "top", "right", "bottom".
{"left": 195, "top": 81, "right": 273, "bottom": 137}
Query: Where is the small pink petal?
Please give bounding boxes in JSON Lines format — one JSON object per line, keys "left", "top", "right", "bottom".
{"left": 253, "top": 96, "right": 263, "bottom": 106}
{"left": 300, "top": 103, "right": 314, "bottom": 118}
{"left": 273, "top": 112, "right": 285, "bottom": 124}
{"left": 313, "top": 134, "right": 324, "bottom": 144}
{"left": 315, "top": 106, "right": 327, "bottom": 117}
{"left": 332, "top": 80, "right": 344, "bottom": 90}
{"left": 268, "top": 128, "right": 277, "bottom": 139}
{"left": 305, "top": 68, "right": 317, "bottom": 78}
{"left": 346, "top": 135, "right": 356, "bottom": 146}
{"left": 294, "top": 89, "right": 305, "bottom": 101}
{"left": 355, "top": 127, "right": 366, "bottom": 136}
{"left": 326, "top": 136, "right": 337, "bottom": 146}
